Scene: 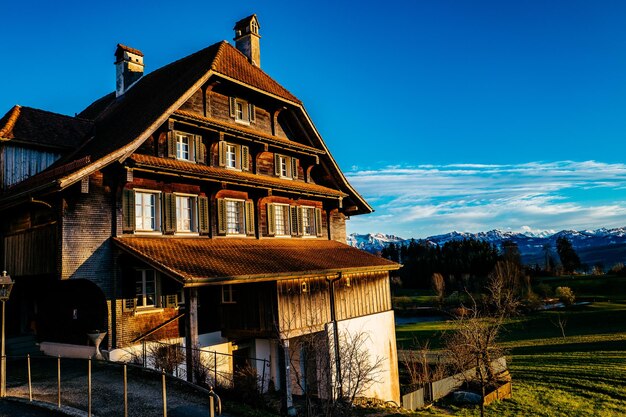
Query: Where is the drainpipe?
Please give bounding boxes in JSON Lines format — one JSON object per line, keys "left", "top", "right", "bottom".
{"left": 326, "top": 273, "right": 343, "bottom": 400}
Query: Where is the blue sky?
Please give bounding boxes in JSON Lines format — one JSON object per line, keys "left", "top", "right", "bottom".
{"left": 1, "top": 1, "right": 625, "bottom": 238}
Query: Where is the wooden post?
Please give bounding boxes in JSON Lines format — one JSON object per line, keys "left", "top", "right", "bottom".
{"left": 57, "top": 355, "right": 61, "bottom": 408}
{"left": 209, "top": 396, "right": 214, "bottom": 417}
{"left": 123, "top": 365, "right": 128, "bottom": 417}
{"left": 184, "top": 288, "right": 199, "bottom": 383}
{"left": 88, "top": 358, "right": 92, "bottom": 417}
{"left": 162, "top": 370, "right": 167, "bottom": 417}
{"left": 214, "top": 351, "right": 217, "bottom": 387}
{"left": 27, "top": 354, "right": 32, "bottom": 401}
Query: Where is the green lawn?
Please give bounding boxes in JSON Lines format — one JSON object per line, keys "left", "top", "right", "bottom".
{"left": 394, "top": 276, "right": 626, "bottom": 417}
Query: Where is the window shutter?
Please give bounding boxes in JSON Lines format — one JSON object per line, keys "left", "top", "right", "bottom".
{"left": 274, "top": 154, "right": 281, "bottom": 176}
{"left": 163, "top": 193, "right": 176, "bottom": 233}
{"left": 284, "top": 205, "right": 292, "bottom": 235}
{"left": 217, "top": 199, "right": 227, "bottom": 235}
{"left": 195, "top": 135, "right": 205, "bottom": 164}
{"left": 245, "top": 200, "right": 255, "bottom": 236}
{"left": 267, "top": 203, "right": 276, "bottom": 236}
{"left": 290, "top": 206, "right": 303, "bottom": 236}
{"left": 198, "top": 196, "right": 210, "bottom": 234}
{"left": 165, "top": 294, "right": 178, "bottom": 308}
{"left": 241, "top": 146, "right": 250, "bottom": 171}
{"left": 249, "top": 103, "right": 256, "bottom": 123}
{"left": 229, "top": 97, "right": 236, "bottom": 117}
{"left": 122, "top": 298, "right": 136, "bottom": 313}
{"left": 315, "top": 208, "right": 323, "bottom": 237}
{"left": 218, "top": 141, "right": 227, "bottom": 167}
{"left": 167, "top": 131, "right": 177, "bottom": 158}
{"left": 122, "top": 189, "right": 135, "bottom": 232}
{"left": 291, "top": 158, "right": 299, "bottom": 180}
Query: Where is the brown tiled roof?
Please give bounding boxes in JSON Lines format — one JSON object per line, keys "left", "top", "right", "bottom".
{"left": 129, "top": 154, "right": 346, "bottom": 198}
{"left": 174, "top": 110, "right": 322, "bottom": 154}
{"left": 0, "top": 105, "right": 92, "bottom": 149}
{"left": 116, "top": 44, "right": 144, "bottom": 58}
{"left": 114, "top": 237, "right": 399, "bottom": 284}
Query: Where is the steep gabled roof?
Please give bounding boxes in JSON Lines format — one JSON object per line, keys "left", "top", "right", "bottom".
{"left": 114, "top": 237, "right": 399, "bottom": 285}
{"left": 1, "top": 40, "right": 370, "bottom": 214}
{"left": 0, "top": 105, "right": 92, "bottom": 150}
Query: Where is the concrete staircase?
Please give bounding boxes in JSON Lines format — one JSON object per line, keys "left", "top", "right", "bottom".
{"left": 6, "top": 334, "right": 41, "bottom": 357}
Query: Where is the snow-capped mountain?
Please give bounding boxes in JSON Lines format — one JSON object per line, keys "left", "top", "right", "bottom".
{"left": 348, "top": 227, "right": 626, "bottom": 267}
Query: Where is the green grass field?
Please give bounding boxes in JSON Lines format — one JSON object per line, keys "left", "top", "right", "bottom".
{"left": 393, "top": 276, "right": 626, "bottom": 417}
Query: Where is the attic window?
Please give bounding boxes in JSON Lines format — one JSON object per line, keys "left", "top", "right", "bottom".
{"left": 229, "top": 97, "right": 255, "bottom": 124}
{"left": 251, "top": 20, "right": 259, "bottom": 34}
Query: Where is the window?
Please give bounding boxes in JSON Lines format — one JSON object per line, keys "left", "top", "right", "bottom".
{"left": 229, "top": 97, "right": 255, "bottom": 124}
{"left": 226, "top": 200, "right": 245, "bottom": 235}
{"left": 268, "top": 203, "right": 291, "bottom": 237}
{"left": 135, "top": 269, "right": 157, "bottom": 308}
{"left": 302, "top": 207, "right": 316, "bottom": 236}
{"left": 274, "top": 154, "right": 298, "bottom": 179}
{"left": 222, "top": 285, "right": 236, "bottom": 304}
{"left": 175, "top": 195, "right": 197, "bottom": 232}
{"left": 219, "top": 142, "right": 249, "bottom": 171}
{"left": 217, "top": 198, "right": 255, "bottom": 236}
{"left": 167, "top": 131, "right": 204, "bottom": 163}
{"left": 135, "top": 191, "right": 160, "bottom": 232}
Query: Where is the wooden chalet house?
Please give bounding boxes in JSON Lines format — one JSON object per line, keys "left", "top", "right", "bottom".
{"left": 0, "top": 15, "right": 400, "bottom": 402}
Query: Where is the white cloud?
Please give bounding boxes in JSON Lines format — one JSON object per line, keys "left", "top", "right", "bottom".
{"left": 346, "top": 160, "right": 626, "bottom": 237}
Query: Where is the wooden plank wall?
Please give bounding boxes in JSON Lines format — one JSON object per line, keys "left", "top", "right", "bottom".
{"left": 4, "top": 225, "right": 56, "bottom": 276}
{"left": 2, "top": 146, "right": 60, "bottom": 189}
{"left": 277, "top": 271, "right": 391, "bottom": 335}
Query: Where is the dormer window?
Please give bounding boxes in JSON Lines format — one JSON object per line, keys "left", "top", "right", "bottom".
{"left": 229, "top": 97, "right": 255, "bottom": 124}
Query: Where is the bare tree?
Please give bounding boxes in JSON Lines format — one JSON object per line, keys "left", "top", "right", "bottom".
{"left": 432, "top": 273, "right": 446, "bottom": 307}
{"left": 401, "top": 339, "right": 446, "bottom": 390}
{"left": 551, "top": 313, "right": 568, "bottom": 339}
{"left": 444, "top": 298, "right": 506, "bottom": 417}
{"left": 487, "top": 260, "right": 523, "bottom": 317}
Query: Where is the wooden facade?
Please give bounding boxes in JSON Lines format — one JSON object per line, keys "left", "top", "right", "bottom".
{"left": 0, "top": 16, "right": 400, "bottom": 402}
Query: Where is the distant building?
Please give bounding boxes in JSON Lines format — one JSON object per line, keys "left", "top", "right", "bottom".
{"left": 0, "top": 14, "right": 400, "bottom": 403}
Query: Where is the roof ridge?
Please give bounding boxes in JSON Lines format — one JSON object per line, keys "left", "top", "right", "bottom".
{"left": 210, "top": 40, "right": 230, "bottom": 71}
{"left": 0, "top": 105, "right": 21, "bottom": 139}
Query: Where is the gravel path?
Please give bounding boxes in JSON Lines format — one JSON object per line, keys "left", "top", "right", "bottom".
{"left": 5, "top": 357, "right": 228, "bottom": 417}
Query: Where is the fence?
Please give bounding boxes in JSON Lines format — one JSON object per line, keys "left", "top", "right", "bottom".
{"left": 401, "top": 356, "right": 508, "bottom": 411}
{"left": 3, "top": 353, "right": 221, "bottom": 417}
{"left": 125, "top": 340, "right": 271, "bottom": 392}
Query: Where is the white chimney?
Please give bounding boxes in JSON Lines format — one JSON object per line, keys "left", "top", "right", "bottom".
{"left": 115, "top": 44, "right": 144, "bottom": 97}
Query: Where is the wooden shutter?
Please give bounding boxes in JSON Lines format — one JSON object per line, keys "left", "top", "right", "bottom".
{"left": 245, "top": 200, "right": 255, "bottom": 236}
{"left": 249, "top": 103, "right": 255, "bottom": 123}
{"left": 122, "top": 189, "right": 135, "bottom": 232}
{"left": 198, "top": 196, "right": 210, "bottom": 234}
{"left": 290, "top": 206, "right": 303, "bottom": 236}
{"left": 217, "top": 199, "right": 227, "bottom": 235}
{"left": 218, "top": 141, "right": 227, "bottom": 167}
{"left": 122, "top": 298, "right": 136, "bottom": 313}
{"left": 167, "top": 131, "right": 177, "bottom": 158}
{"left": 274, "top": 154, "right": 281, "bottom": 176}
{"left": 284, "top": 205, "right": 292, "bottom": 235}
{"left": 195, "top": 135, "right": 205, "bottom": 164}
{"left": 291, "top": 158, "right": 299, "bottom": 179}
{"left": 241, "top": 146, "right": 250, "bottom": 171}
{"left": 267, "top": 203, "right": 276, "bottom": 236}
{"left": 163, "top": 193, "right": 176, "bottom": 233}
{"left": 229, "top": 97, "right": 236, "bottom": 117}
{"left": 315, "top": 208, "right": 323, "bottom": 237}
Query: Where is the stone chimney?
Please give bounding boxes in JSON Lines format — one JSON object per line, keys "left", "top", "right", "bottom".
{"left": 115, "top": 44, "right": 144, "bottom": 97}
{"left": 233, "top": 14, "right": 261, "bottom": 67}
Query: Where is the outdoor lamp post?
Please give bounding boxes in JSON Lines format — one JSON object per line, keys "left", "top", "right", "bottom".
{"left": 0, "top": 271, "right": 14, "bottom": 398}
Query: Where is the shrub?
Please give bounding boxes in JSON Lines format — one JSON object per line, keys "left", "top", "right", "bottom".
{"left": 523, "top": 292, "right": 544, "bottom": 311}
{"left": 536, "top": 283, "right": 552, "bottom": 298}
{"left": 555, "top": 286, "right": 575, "bottom": 306}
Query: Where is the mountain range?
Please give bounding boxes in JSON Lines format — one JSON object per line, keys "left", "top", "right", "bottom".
{"left": 347, "top": 228, "right": 626, "bottom": 269}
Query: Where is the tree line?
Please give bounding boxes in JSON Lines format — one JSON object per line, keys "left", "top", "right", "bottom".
{"left": 381, "top": 236, "right": 582, "bottom": 289}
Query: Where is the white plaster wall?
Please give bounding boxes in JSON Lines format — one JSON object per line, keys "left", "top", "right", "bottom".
{"left": 254, "top": 339, "right": 272, "bottom": 392}
{"left": 336, "top": 310, "right": 400, "bottom": 404}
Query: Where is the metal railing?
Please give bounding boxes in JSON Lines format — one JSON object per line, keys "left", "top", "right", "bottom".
{"left": 2, "top": 353, "right": 222, "bottom": 417}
